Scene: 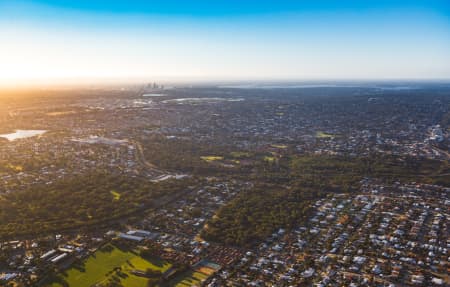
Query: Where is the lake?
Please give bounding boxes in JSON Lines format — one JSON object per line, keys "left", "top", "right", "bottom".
{"left": 0, "top": 130, "right": 47, "bottom": 141}
{"left": 142, "top": 93, "right": 167, "bottom": 97}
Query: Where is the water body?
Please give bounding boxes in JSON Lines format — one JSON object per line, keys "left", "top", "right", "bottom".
{"left": 151, "top": 174, "right": 188, "bottom": 182}
{"left": 218, "top": 84, "right": 421, "bottom": 90}
{"left": 142, "top": 93, "right": 167, "bottom": 97}
{"left": 0, "top": 130, "right": 47, "bottom": 141}
{"left": 162, "top": 97, "right": 244, "bottom": 104}
{"left": 218, "top": 84, "right": 363, "bottom": 89}
{"left": 72, "top": 136, "right": 128, "bottom": 145}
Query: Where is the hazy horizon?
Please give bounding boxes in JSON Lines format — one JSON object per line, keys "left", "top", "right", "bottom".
{"left": 1, "top": 0, "right": 450, "bottom": 85}
{"left": 4, "top": 77, "right": 450, "bottom": 90}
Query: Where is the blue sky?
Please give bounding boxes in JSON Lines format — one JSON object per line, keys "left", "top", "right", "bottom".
{"left": 7, "top": 0, "right": 450, "bottom": 16}
{"left": 0, "top": 0, "right": 449, "bottom": 84}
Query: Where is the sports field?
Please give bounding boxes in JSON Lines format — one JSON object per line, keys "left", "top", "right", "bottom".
{"left": 316, "top": 131, "right": 335, "bottom": 138}
{"left": 48, "top": 244, "right": 171, "bottom": 287}
{"left": 167, "top": 270, "right": 208, "bottom": 287}
{"left": 166, "top": 260, "right": 220, "bottom": 287}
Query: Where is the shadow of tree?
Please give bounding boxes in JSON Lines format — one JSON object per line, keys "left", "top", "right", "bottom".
{"left": 50, "top": 275, "right": 70, "bottom": 287}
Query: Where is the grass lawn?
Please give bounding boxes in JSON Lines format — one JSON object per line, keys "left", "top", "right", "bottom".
{"left": 46, "top": 111, "right": 77, "bottom": 116}
{"left": 200, "top": 156, "right": 223, "bottom": 162}
{"left": 229, "top": 151, "right": 250, "bottom": 158}
{"left": 49, "top": 244, "right": 171, "bottom": 287}
{"left": 316, "top": 131, "right": 335, "bottom": 138}
{"left": 270, "top": 144, "right": 287, "bottom": 149}
{"left": 166, "top": 271, "right": 209, "bottom": 287}
{"left": 110, "top": 190, "right": 121, "bottom": 200}
{"left": 6, "top": 163, "right": 23, "bottom": 172}
{"left": 264, "top": 156, "right": 276, "bottom": 162}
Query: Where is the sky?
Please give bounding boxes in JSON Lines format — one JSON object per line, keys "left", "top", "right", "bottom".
{"left": 0, "top": 0, "right": 450, "bottom": 85}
